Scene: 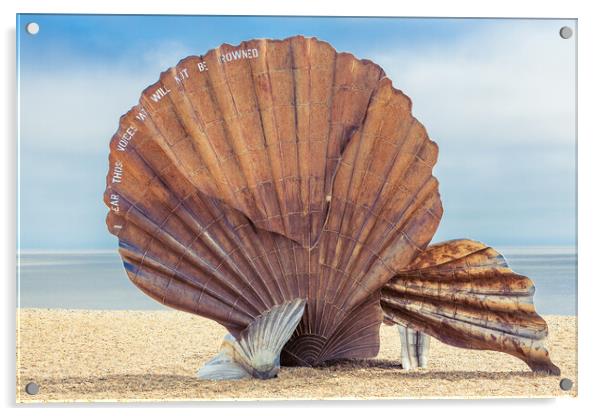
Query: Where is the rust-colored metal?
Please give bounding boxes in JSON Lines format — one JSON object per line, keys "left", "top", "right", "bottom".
{"left": 104, "top": 36, "right": 442, "bottom": 366}
{"left": 381, "top": 239, "right": 560, "bottom": 375}
{"left": 103, "top": 36, "right": 559, "bottom": 375}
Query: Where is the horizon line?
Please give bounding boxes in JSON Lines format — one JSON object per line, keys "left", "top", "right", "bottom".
{"left": 17, "top": 245, "right": 577, "bottom": 255}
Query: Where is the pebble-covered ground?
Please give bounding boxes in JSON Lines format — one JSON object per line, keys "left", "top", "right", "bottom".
{"left": 16, "top": 309, "right": 577, "bottom": 402}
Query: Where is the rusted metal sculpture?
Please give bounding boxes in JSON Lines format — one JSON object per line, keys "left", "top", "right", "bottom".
{"left": 382, "top": 239, "right": 559, "bottom": 374}
{"left": 103, "top": 36, "right": 559, "bottom": 379}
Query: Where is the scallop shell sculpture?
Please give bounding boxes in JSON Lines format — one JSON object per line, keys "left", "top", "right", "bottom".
{"left": 104, "top": 36, "right": 559, "bottom": 378}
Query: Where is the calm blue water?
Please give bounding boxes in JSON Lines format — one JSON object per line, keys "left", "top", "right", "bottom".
{"left": 17, "top": 247, "right": 577, "bottom": 315}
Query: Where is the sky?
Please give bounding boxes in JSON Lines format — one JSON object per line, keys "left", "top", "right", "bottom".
{"left": 17, "top": 15, "right": 577, "bottom": 250}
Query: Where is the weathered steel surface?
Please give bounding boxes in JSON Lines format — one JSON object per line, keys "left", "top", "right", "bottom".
{"left": 381, "top": 239, "right": 560, "bottom": 375}
{"left": 104, "top": 36, "right": 442, "bottom": 366}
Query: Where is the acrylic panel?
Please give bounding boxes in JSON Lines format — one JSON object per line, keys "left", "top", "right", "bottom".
{"left": 16, "top": 14, "right": 577, "bottom": 402}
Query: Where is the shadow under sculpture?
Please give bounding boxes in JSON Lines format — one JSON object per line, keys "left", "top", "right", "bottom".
{"left": 102, "top": 36, "right": 560, "bottom": 380}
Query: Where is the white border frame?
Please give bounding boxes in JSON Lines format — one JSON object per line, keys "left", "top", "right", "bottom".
{"left": 3, "top": 1, "right": 600, "bottom": 414}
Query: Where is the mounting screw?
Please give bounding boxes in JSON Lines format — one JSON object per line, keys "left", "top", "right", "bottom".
{"left": 559, "top": 378, "right": 573, "bottom": 391}
{"left": 25, "top": 22, "right": 40, "bottom": 35}
{"left": 559, "top": 26, "right": 573, "bottom": 39}
{"left": 25, "top": 382, "right": 39, "bottom": 395}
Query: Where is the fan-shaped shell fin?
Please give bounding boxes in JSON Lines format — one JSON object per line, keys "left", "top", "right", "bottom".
{"left": 196, "top": 348, "right": 250, "bottom": 381}
{"left": 198, "top": 299, "right": 306, "bottom": 380}
{"left": 282, "top": 292, "right": 383, "bottom": 365}
{"left": 380, "top": 239, "right": 561, "bottom": 375}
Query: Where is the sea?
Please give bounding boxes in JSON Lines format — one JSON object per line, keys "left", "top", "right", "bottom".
{"left": 16, "top": 247, "right": 577, "bottom": 315}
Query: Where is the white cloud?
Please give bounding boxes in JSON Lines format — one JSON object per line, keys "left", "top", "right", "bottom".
{"left": 20, "top": 69, "right": 148, "bottom": 155}
{"left": 142, "top": 40, "right": 192, "bottom": 70}
{"left": 369, "top": 22, "right": 576, "bottom": 145}
{"left": 19, "top": 41, "right": 192, "bottom": 155}
{"left": 19, "top": 24, "right": 575, "bottom": 156}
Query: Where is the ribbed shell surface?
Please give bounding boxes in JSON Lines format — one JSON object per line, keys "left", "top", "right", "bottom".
{"left": 104, "top": 36, "right": 442, "bottom": 365}
{"left": 381, "top": 239, "right": 560, "bottom": 374}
